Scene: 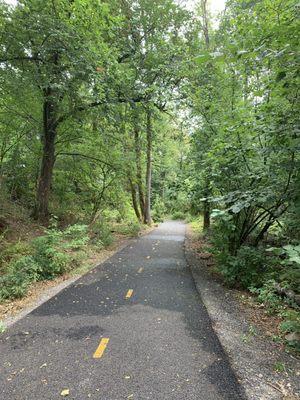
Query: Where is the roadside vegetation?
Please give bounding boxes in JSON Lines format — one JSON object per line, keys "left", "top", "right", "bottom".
{"left": 184, "top": 0, "right": 300, "bottom": 353}
{"left": 0, "top": 193, "right": 144, "bottom": 303}
{"left": 0, "top": 0, "right": 299, "bottom": 352}
{"left": 189, "top": 216, "right": 300, "bottom": 354}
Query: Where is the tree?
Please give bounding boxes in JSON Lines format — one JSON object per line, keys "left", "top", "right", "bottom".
{"left": 1, "top": 0, "right": 119, "bottom": 221}
{"left": 113, "top": 0, "right": 193, "bottom": 224}
{"left": 189, "top": 0, "right": 299, "bottom": 253}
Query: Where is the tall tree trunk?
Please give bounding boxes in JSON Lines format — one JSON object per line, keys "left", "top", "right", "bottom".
{"left": 144, "top": 107, "right": 152, "bottom": 225}
{"left": 129, "top": 179, "right": 142, "bottom": 222}
{"left": 201, "top": 0, "right": 211, "bottom": 232}
{"left": 34, "top": 89, "right": 57, "bottom": 222}
{"left": 200, "top": 0, "right": 210, "bottom": 48}
{"left": 133, "top": 109, "right": 146, "bottom": 221}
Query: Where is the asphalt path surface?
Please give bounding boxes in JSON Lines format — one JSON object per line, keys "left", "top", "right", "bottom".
{"left": 0, "top": 221, "right": 245, "bottom": 400}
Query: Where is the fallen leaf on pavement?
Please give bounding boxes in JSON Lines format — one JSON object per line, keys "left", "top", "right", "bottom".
{"left": 61, "top": 389, "right": 69, "bottom": 397}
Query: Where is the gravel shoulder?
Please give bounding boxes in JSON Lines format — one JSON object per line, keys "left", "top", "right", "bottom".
{"left": 184, "top": 226, "right": 300, "bottom": 400}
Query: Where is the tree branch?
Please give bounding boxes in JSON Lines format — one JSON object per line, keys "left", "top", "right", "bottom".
{"left": 55, "top": 152, "right": 123, "bottom": 172}
{"left": 0, "top": 56, "right": 43, "bottom": 63}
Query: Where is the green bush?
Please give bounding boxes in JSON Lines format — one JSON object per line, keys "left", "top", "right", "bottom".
{"left": 32, "top": 225, "right": 88, "bottom": 279}
{"left": 250, "top": 281, "right": 300, "bottom": 352}
{"left": 250, "top": 280, "right": 284, "bottom": 313}
{"left": 62, "top": 224, "right": 89, "bottom": 249}
{"left": 279, "top": 263, "right": 300, "bottom": 295}
{"left": 0, "top": 256, "right": 39, "bottom": 300}
{"left": 113, "top": 221, "right": 142, "bottom": 237}
{"left": 0, "top": 272, "right": 31, "bottom": 300}
{"left": 266, "top": 244, "right": 300, "bottom": 294}
{"left": 280, "top": 310, "right": 300, "bottom": 353}
{"left": 171, "top": 211, "right": 186, "bottom": 220}
{"left": 90, "top": 219, "right": 114, "bottom": 247}
{"left": 217, "top": 246, "right": 272, "bottom": 288}
{"left": 33, "top": 237, "right": 71, "bottom": 280}
{"left": 10, "top": 255, "right": 40, "bottom": 281}
{"left": 0, "top": 241, "right": 31, "bottom": 272}
{"left": 152, "top": 196, "right": 167, "bottom": 222}
{"left": 32, "top": 232, "right": 66, "bottom": 279}
{"left": 280, "top": 310, "right": 300, "bottom": 336}
{"left": 0, "top": 224, "right": 90, "bottom": 301}
{"left": 210, "top": 209, "right": 237, "bottom": 259}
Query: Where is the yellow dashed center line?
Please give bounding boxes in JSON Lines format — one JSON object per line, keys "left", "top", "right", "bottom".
{"left": 125, "top": 289, "right": 133, "bottom": 299}
{"left": 138, "top": 267, "right": 143, "bottom": 273}
{"left": 93, "top": 338, "right": 109, "bottom": 359}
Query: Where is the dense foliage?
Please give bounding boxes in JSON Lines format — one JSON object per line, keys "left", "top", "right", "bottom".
{"left": 186, "top": 0, "right": 300, "bottom": 348}
{"left": 0, "top": 0, "right": 191, "bottom": 225}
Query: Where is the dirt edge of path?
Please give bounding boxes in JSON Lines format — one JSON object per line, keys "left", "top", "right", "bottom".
{"left": 184, "top": 226, "right": 300, "bottom": 400}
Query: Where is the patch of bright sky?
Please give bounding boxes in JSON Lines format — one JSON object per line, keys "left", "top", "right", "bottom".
{"left": 5, "top": 0, "right": 226, "bottom": 13}
{"left": 177, "top": 0, "right": 226, "bottom": 26}
{"left": 4, "top": 0, "right": 226, "bottom": 27}
{"left": 181, "top": 0, "right": 226, "bottom": 13}
{"left": 4, "top": 0, "right": 17, "bottom": 5}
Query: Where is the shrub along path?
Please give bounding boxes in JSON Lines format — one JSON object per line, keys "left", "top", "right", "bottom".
{"left": 0, "top": 221, "right": 245, "bottom": 400}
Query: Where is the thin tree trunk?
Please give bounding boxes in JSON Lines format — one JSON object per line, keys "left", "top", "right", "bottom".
{"left": 201, "top": 0, "right": 210, "bottom": 48}
{"left": 34, "top": 89, "right": 57, "bottom": 222}
{"left": 201, "top": 0, "right": 211, "bottom": 232}
{"left": 144, "top": 107, "right": 152, "bottom": 225}
{"left": 129, "top": 179, "right": 142, "bottom": 222}
{"left": 133, "top": 109, "right": 146, "bottom": 221}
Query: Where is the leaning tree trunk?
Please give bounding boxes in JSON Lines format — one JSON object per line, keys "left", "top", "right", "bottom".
{"left": 144, "top": 108, "right": 152, "bottom": 225}
{"left": 129, "top": 178, "right": 142, "bottom": 222}
{"left": 35, "top": 89, "right": 57, "bottom": 223}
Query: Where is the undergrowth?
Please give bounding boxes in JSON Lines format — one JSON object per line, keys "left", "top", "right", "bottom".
{"left": 190, "top": 215, "right": 300, "bottom": 353}
{"left": 0, "top": 216, "right": 143, "bottom": 303}
{"left": 0, "top": 224, "right": 89, "bottom": 301}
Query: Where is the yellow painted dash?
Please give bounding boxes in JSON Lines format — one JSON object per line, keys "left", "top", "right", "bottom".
{"left": 93, "top": 338, "right": 109, "bottom": 359}
{"left": 138, "top": 267, "right": 143, "bottom": 273}
{"left": 125, "top": 289, "right": 133, "bottom": 299}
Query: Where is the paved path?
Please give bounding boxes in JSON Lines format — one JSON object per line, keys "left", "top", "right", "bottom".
{"left": 0, "top": 221, "right": 245, "bottom": 399}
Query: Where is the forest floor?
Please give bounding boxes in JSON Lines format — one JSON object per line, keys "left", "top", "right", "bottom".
{"left": 185, "top": 224, "right": 300, "bottom": 400}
